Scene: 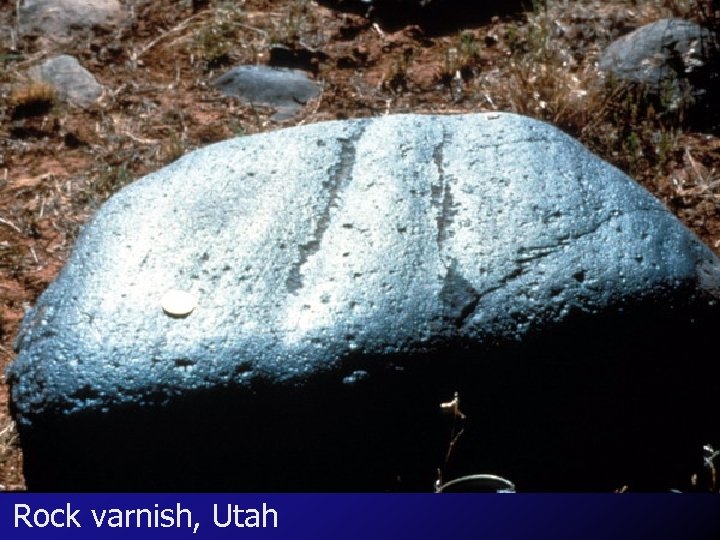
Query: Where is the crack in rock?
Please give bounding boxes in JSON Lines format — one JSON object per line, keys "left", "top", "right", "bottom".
{"left": 514, "top": 243, "right": 568, "bottom": 264}
{"left": 472, "top": 209, "right": 665, "bottom": 308}
{"left": 473, "top": 135, "right": 555, "bottom": 151}
{"left": 439, "top": 260, "right": 481, "bottom": 330}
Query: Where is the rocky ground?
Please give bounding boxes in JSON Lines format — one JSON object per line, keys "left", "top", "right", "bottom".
{"left": 1, "top": 0, "right": 719, "bottom": 491}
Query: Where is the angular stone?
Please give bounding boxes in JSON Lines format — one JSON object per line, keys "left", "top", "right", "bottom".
{"left": 29, "top": 55, "right": 103, "bottom": 107}
{"left": 18, "top": 0, "right": 124, "bottom": 39}
{"left": 8, "top": 113, "right": 720, "bottom": 491}
{"left": 212, "top": 66, "right": 322, "bottom": 121}
{"left": 599, "top": 18, "right": 719, "bottom": 129}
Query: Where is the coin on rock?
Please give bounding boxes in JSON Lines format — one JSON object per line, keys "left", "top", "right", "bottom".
{"left": 161, "top": 289, "right": 196, "bottom": 318}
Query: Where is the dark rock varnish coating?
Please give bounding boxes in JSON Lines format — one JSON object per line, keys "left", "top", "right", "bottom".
{"left": 8, "top": 113, "right": 720, "bottom": 491}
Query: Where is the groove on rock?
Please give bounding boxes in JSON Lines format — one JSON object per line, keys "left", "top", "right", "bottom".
{"left": 431, "top": 128, "right": 457, "bottom": 263}
{"left": 286, "top": 124, "right": 367, "bottom": 293}
{"left": 434, "top": 129, "right": 475, "bottom": 329}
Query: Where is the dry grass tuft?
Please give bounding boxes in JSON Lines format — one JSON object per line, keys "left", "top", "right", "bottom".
{"left": 9, "top": 81, "right": 56, "bottom": 120}
{"left": 0, "top": 417, "right": 21, "bottom": 491}
{"left": 499, "top": 0, "right": 720, "bottom": 232}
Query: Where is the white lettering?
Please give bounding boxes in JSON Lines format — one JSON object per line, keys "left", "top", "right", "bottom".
{"left": 66, "top": 504, "right": 81, "bottom": 527}
{"left": 14, "top": 504, "right": 81, "bottom": 528}
{"left": 91, "top": 504, "right": 194, "bottom": 529}
{"left": 263, "top": 503, "right": 278, "bottom": 528}
{"left": 35, "top": 509, "right": 50, "bottom": 527}
{"left": 14, "top": 504, "right": 31, "bottom": 528}
{"left": 213, "top": 504, "right": 232, "bottom": 528}
{"left": 212, "top": 503, "right": 278, "bottom": 528}
{"left": 91, "top": 509, "right": 106, "bottom": 527}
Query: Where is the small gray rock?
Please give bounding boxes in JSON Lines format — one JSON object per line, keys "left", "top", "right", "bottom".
{"left": 599, "top": 18, "right": 719, "bottom": 126}
{"left": 29, "top": 55, "right": 103, "bottom": 107}
{"left": 8, "top": 113, "right": 720, "bottom": 491}
{"left": 19, "top": 0, "right": 123, "bottom": 39}
{"left": 212, "top": 65, "right": 322, "bottom": 120}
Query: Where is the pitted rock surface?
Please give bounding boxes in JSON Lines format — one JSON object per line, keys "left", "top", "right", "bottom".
{"left": 8, "top": 113, "right": 720, "bottom": 491}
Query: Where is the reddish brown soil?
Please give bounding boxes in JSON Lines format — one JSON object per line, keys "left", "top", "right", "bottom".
{"left": 1, "top": 0, "right": 719, "bottom": 491}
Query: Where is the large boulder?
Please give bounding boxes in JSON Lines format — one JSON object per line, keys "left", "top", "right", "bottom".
{"left": 8, "top": 113, "right": 720, "bottom": 491}
{"left": 598, "top": 18, "right": 720, "bottom": 130}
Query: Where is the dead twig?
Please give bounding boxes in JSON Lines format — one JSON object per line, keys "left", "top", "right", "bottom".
{"left": 704, "top": 444, "right": 719, "bottom": 492}
{"left": 436, "top": 392, "right": 467, "bottom": 488}
{"left": 0, "top": 216, "right": 22, "bottom": 234}
{"left": 0, "top": 421, "right": 16, "bottom": 442}
{"left": 121, "top": 131, "right": 160, "bottom": 145}
{"left": 136, "top": 11, "right": 209, "bottom": 57}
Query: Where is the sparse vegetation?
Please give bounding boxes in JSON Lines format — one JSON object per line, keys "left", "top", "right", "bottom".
{"left": 504, "top": 1, "right": 720, "bottom": 242}
{"left": 1, "top": 0, "right": 719, "bottom": 490}
{"left": 192, "top": 1, "right": 248, "bottom": 71}
{"left": 162, "top": 129, "right": 188, "bottom": 164}
{"left": 92, "top": 164, "right": 133, "bottom": 202}
{"left": 9, "top": 81, "right": 56, "bottom": 120}
{"left": 0, "top": 418, "right": 20, "bottom": 491}
{"left": 383, "top": 51, "right": 412, "bottom": 94}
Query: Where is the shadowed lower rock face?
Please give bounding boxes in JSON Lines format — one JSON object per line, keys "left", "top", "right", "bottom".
{"left": 8, "top": 113, "right": 720, "bottom": 491}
